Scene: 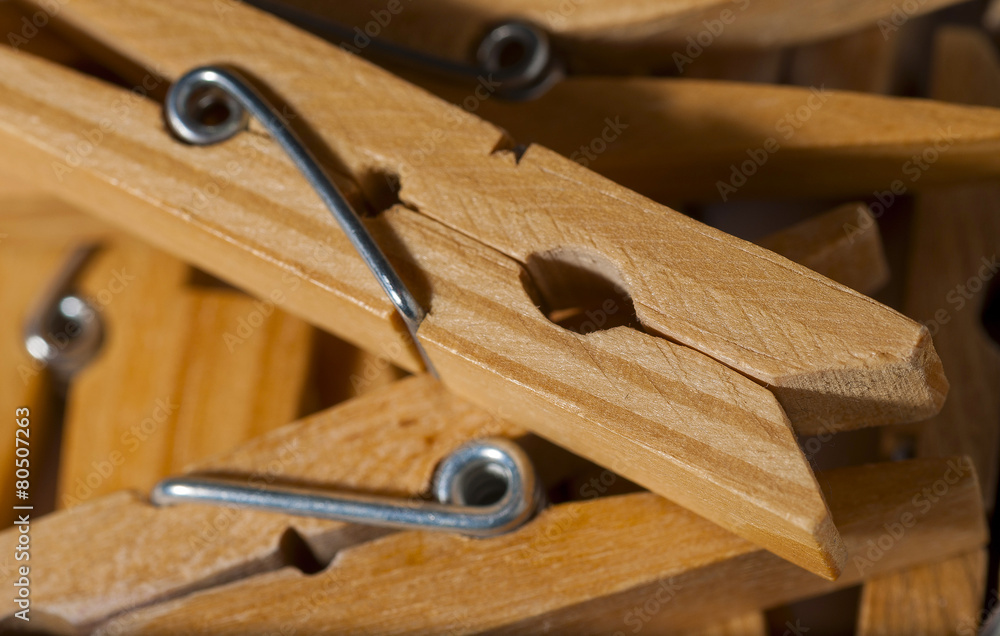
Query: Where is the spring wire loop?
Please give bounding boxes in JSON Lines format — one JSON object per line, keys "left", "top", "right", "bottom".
{"left": 164, "top": 66, "right": 438, "bottom": 377}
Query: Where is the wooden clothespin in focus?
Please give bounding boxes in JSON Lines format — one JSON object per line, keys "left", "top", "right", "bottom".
{"left": 0, "top": 0, "right": 953, "bottom": 581}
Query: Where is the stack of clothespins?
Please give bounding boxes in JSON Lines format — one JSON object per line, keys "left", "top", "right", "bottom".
{"left": 0, "top": 0, "right": 998, "bottom": 633}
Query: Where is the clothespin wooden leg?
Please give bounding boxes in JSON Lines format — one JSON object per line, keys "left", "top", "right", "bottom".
{"left": 400, "top": 57, "right": 1000, "bottom": 203}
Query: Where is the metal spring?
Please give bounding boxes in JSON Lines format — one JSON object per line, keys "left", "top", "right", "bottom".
{"left": 153, "top": 438, "right": 541, "bottom": 537}
{"left": 164, "top": 65, "right": 438, "bottom": 377}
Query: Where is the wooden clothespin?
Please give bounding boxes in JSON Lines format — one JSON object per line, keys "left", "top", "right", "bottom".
{"left": 0, "top": 187, "right": 925, "bottom": 633}
{"left": 102, "top": 458, "right": 985, "bottom": 635}
{"left": 1, "top": 0, "right": 954, "bottom": 579}
{"left": 0, "top": 373, "right": 985, "bottom": 633}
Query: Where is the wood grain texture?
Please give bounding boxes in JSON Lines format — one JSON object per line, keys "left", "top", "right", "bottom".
{"left": 0, "top": 375, "right": 525, "bottom": 631}
{"left": 58, "top": 236, "right": 314, "bottom": 506}
{"left": 0, "top": 201, "right": 894, "bottom": 633}
{"left": 271, "top": 0, "right": 960, "bottom": 71}
{"left": 79, "top": 457, "right": 987, "bottom": 635}
{"left": 757, "top": 202, "right": 890, "bottom": 296}
{"left": 857, "top": 550, "right": 988, "bottom": 636}
{"left": 860, "top": 28, "right": 999, "bottom": 636}
{"left": 10, "top": 0, "right": 945, "bottom": 439}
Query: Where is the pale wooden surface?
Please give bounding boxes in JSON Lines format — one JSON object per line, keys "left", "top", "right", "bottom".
{"left": 12, "top": 0, "right": 945, "bottom": 439}
{"left": 163, "top": 289, "right": 313, "bottom": 469}
{"left": 0, "top": 3, "right": 976, "bottom": 632}
{"left": 0, "top": 376, "right": 525, "bottom": 630}
{"left": 58, "top": 236, "right": 314, "bottom": 506}
{"left": 75, "top": 457, "right": 986, "bottom": 635}
{"left": 0, "top": 188, "right": 959, "bottom": 634}
{"left": 0, "top": 185, "right": 921, "bottom": 633}
{"left": 756, "top": 203, "right": 890, "bottom": 296}
{"left": 857, "top": 550, "right": 988, "bottom": 636}
{"left": 859, "top": 27, "right": 1000, "bottom": 636}
{"left": 1, "top": 140, "right": 883, "bottom": 636}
